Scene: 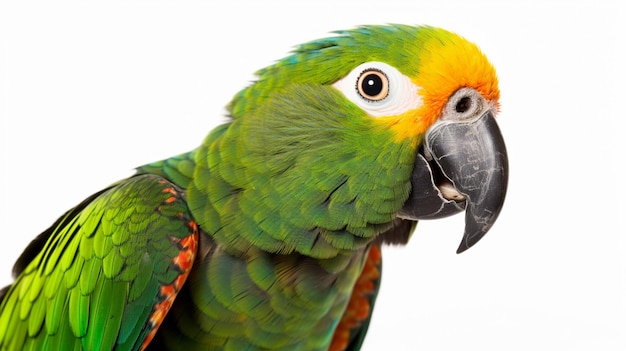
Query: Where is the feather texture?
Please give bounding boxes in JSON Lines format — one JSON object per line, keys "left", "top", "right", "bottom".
{"left": 1, "top": 24, "right": 500, "bottom": 350}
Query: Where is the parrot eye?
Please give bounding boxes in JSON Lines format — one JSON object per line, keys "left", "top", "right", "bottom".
{"left": 357, "top": 69, "right": 389, "bottom": 101}
{"left": 332, "top": 61, "right": 422, "bottom": 117}
{"left": 443, "top": 88, "right": 486, "bottom": 122}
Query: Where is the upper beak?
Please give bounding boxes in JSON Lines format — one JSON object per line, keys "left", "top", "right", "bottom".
{"left": 398, "top": 111, "right": 509, "bottom": 253}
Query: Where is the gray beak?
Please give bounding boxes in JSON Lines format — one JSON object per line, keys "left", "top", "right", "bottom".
{"left": 398, "top": 111, "right": 509, "bottom": 253}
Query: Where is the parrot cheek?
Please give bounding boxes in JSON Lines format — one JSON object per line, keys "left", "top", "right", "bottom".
{"left": 398, "top": 111, "right": 509, "bottom": 253}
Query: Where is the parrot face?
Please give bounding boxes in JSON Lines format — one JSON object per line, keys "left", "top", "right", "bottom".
{"left": 224, "top": 24, "right": 508, "bottom": 255}
{"left": 332, "top": 59, "right": 508, "bottom": 253}
{"left": 332, "top": 27, "right": 508, "bottom": 253}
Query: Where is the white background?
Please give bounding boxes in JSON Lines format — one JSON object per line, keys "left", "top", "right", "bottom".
{"left": 1, "top": 1, "right": 624, "bottom": 350}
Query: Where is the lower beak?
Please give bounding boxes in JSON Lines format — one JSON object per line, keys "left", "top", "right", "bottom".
{"left": 398, "top": 111, "right": 509, "bottom": 253}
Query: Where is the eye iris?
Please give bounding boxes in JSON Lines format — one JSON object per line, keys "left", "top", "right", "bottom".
{"left": 357, "top": 70, "right": 388, "bottom": 101}
{"left": 455, "top": 96, "right": 472, "bottom": 113}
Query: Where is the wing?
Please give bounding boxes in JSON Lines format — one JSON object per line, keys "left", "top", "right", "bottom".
{"left": 330, "top": 219, "right": 416, "bottom": 351}
{"left": 0, "top": 174, "right": 198, "bottom": 351}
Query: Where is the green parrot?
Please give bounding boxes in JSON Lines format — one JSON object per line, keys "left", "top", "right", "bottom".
{"left": 0, "top": 24, "right": 508, "bottom": 350}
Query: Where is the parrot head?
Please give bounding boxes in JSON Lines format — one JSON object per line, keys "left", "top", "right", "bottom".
{"left": 217, "top": 24, "right": 507, "bottom": 256}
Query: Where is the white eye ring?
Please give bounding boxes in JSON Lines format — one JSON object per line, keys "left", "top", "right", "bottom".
{"left": 333, "top": 62, "right": 422, "bottom": 117}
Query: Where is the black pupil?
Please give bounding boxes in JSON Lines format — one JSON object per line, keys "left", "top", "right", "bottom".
{"left": 455, "top": 97, "right": 472, "bottom": 113}
{"left": 361, "top": 73, "right": 383, "bottom": 97}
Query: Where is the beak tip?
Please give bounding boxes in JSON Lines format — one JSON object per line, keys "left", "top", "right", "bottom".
{"left": 456, "top": 244, "right": 469, "bottom": 254}
{"left": 456, "top": 230, "right": 488, "bottom": 254}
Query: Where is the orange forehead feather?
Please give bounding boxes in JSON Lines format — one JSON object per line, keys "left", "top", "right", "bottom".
{"left": 414, "top": 32, "right": 500, "bottom": 129}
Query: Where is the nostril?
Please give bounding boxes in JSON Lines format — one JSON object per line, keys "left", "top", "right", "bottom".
{"left": 455, "top": 96, "right": 472, "bottom": 113}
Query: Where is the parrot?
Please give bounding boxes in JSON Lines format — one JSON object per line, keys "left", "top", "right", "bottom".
{"left": 0, "top": 24, "right": 508, "bottom": 350}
